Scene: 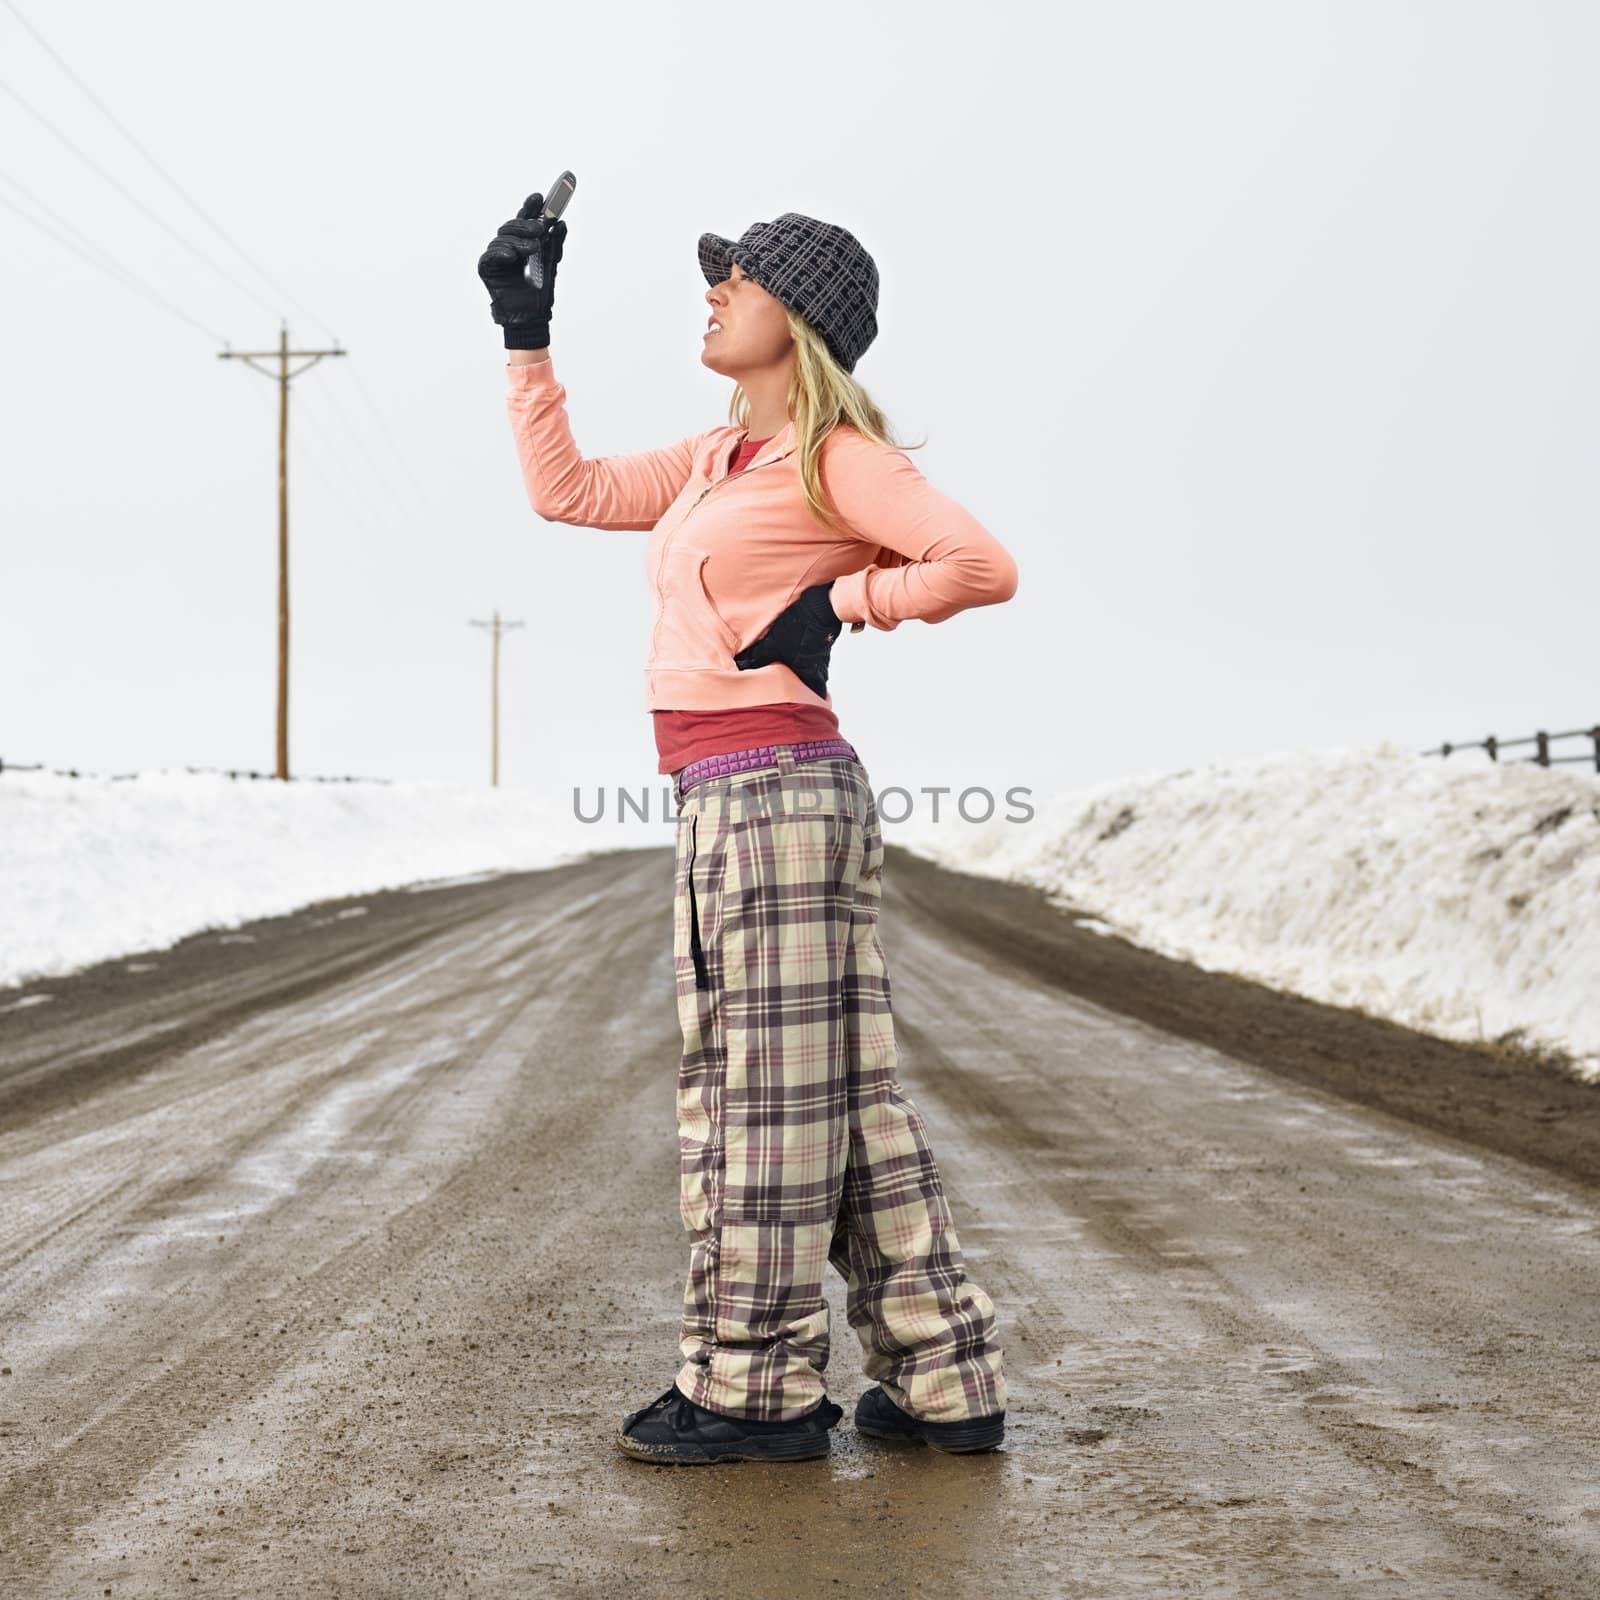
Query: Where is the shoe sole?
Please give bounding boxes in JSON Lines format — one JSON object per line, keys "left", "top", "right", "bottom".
{"left": 617, "top": 1428, "right": 834, "bottom": 1465}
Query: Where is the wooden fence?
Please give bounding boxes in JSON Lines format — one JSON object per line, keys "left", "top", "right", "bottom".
{"left": 1423, "top": 724, "right": 1600, "bottom": 772}
{"left": 0, "top": 759, "right": 388, "bottom": 784}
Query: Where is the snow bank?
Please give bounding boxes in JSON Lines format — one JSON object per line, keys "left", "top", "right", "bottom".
{"left": 0, "top": 770, "right": 616, "bottom": 991}
{"left": 903, "top": 740, "right": 1600, "bottom": 1081}
{"left": 7, "top": 745, "right": 1596, "bottom": 1083}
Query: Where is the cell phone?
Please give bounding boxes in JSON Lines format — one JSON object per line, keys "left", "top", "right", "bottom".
{"left": 523, "top": 170, "right": 577, "bottom": 290}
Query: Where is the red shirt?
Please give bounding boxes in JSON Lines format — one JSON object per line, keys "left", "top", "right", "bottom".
{"left": 653, "top": 433, "right": 846, "bottom": 774}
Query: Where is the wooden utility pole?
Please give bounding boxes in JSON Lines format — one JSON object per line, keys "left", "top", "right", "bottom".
{"left": 468, "top": 610, "right": 525, "bottom": 786}
{"left": 218, "top": 324, "right": 346, "bottom": 780}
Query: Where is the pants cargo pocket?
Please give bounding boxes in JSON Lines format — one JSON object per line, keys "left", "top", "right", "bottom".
{"left": 674, "top": 810, "right": 711, "bottom": 994}
{"left": 675, "top": 801, "right": 726, "bottom": 1235}
{"left": 687, "top": 815, "right": 709, "bottom": 991}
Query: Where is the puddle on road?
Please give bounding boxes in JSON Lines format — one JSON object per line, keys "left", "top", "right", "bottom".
{"left": 0, "top": 992, "right": 54, "bottom": 1012}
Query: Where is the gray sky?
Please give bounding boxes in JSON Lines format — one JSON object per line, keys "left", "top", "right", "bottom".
{"left": 3, "top": 0, "right": 1596, "bottom": 818}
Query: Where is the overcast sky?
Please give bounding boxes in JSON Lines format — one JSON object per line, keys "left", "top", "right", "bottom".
{"left": 3, "top": 1, "right": 1596, "bottom": 824}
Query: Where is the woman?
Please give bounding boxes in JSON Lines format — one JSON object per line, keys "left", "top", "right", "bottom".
{"left": 478, "top": 196, "right": 1018, "bottom": 1464}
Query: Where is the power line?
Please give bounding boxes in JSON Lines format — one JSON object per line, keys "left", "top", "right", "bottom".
{"left": 291, "top": 385, "right": 396, "bottom": 535}
{"left": 295, "top": 431, "right": 388, "bottom": 541}
{"left": 0, "top": 177, "right": 226, "bottom": 343}
{"left": 1, "top": 3, "right": 432, "bottom": 544}
{"left": 308, "top": 373, "right": 426, "bottom": 523}
{"left": 0, "top": 0, "right": 340, "bottom": 345}
{"left": 346, "top": 360, "right": 433, "bottom": 514}
{"left": 290, "top": 373, "right": 431, "bottom": 534}
{"left": 0, "top": 175, "right": 410, "bottom": 538}
{"left": 1, "top": 4, "right": 429, "bottom": 519}
{"left": 2, "top": 171, "right": 420, "bottom": 537}
{"left": 0, "top": 72, "right": 284, "bottom": 328}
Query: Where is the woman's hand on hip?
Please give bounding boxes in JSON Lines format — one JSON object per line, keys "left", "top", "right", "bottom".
{"left": 734, "top": 582, "right": 842, "bottom": 699}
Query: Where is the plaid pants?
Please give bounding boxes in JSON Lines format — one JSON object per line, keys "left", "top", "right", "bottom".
{"left": 670, "top": 743, "right": 1008, "bottom": 1424}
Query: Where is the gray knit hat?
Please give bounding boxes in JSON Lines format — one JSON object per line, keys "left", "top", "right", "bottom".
{"left": 698, "top": 212, "right": 880, "bottom": 374}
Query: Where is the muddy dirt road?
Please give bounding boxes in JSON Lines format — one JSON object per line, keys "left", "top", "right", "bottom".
{"left": 2, "top": 844, "right": 1597, "bottom": 1598}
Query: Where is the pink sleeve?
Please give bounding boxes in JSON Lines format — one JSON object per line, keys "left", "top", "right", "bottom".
{"left": 506, "top": 358, "right": 709, "bottom": 531}
{"left": 821, "top": 431, "right": 1019, "bottom": 632}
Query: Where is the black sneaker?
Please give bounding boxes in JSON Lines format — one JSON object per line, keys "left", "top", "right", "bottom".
{"left": 618, "top": 1383, "right": 844, "bottom": 1464}
{"left": 853, "top": 1383, "right": 1006, "bottom": 1454}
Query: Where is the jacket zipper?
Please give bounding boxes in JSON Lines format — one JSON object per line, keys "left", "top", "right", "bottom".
{"left": 650, "top": 440, "right": 796, "bottom": 657}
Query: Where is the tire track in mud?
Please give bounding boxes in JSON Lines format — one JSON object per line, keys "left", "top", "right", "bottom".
{"left": 0, "top": 894, "right": 618, "bottom": 1278}
{"left": 884, "top": 841, "right": 1600, "bottom": 1190}
{"left": 882, "top": 894, "right": 1600, "bottom": 1599}
{"left": 0, "top": 854, "right": 677, "bottom": 1589}
{"left": 3, "top": 1041, "right": 670, "bottom": 1593}
{"left": 0, "top": 851, "right": 658, "bottom": 1131}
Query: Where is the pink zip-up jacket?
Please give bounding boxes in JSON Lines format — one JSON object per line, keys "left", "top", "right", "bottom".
{"left": 506, "top": 357, "right": 1019, "bottom": 712}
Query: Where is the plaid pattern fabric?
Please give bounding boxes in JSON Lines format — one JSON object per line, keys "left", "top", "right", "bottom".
{"left": 670, "top": 743, "right": 1008, "bottom": 1424}
{"left": 698, "top": 213, "right": 880, "bottom": 374}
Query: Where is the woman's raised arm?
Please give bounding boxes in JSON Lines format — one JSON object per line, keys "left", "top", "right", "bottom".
{"left": 505, "top": 353, "right": 708, "bottom": 532}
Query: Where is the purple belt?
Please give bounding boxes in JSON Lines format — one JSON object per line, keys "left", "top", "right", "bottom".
{"left": 675, "top": 738, "right": 860, "bottom": 796}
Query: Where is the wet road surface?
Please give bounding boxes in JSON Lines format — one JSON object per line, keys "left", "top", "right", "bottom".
{"left": 1, "top": 844, "right": 1596, "bottom": 1598}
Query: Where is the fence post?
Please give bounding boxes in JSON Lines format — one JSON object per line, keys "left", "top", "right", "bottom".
{"left": 1485, "top": 734, "right": 1498, "bottom": 763}
{"left": 1535, "top": 730, "right": 1549, "bottom": 766}
{"left": 1592, "top": 726, "right": 1600, "bottom": 774}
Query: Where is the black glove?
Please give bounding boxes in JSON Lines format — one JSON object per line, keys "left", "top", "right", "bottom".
{"left": 477, "top": 193, "right": 567, "bottom": 350}
{"left": 734, "top": 582, "right": 842, "bottom": 699}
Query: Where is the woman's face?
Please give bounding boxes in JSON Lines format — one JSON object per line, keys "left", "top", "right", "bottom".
{"left": 702, "top": 262, "right": 793, "bottom": 375}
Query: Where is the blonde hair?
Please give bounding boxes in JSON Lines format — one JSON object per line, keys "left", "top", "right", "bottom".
{"left": 726, "top": 310, "right": 925, "bottom": 537}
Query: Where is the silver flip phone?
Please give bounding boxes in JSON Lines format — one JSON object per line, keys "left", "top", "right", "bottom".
{"left": 523, "top": 171, "right": 577, "bottom": 290}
